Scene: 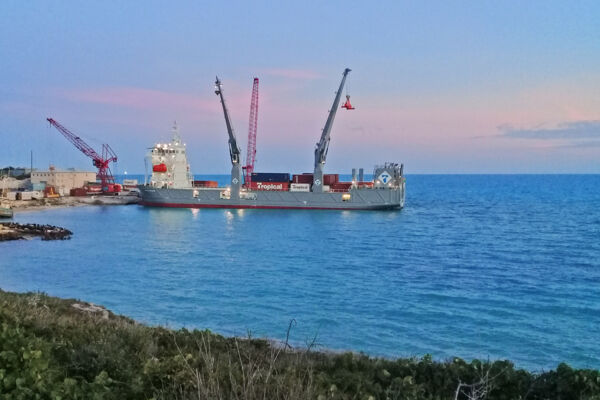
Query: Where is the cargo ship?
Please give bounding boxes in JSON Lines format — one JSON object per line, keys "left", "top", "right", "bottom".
{"left": 139, "top": 69, "right": 405, "bottom": 210}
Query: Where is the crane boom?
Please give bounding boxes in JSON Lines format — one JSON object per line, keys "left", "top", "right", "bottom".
{"left": 47, "top": 118, "right": 103, "bottom": 163}
{"left": 244, "top": 78, "right": 259, "bottom": 187}
{"left": 312, "top": 68, "right": 351, "bottom": 192}
{"left": 214, "top": 77, "right": 242, "bottom": 198}
{"left": 214, "top": 77, "right": 242, "bottom": 165}
{"left": 46, "top": 117, "right": 118, "bottom": 192}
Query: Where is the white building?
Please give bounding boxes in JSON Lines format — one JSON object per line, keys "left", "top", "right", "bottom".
{"left": 31, "top": 168, "right": 97, "bottom": 192}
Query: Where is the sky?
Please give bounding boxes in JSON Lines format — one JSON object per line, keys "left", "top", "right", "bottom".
{"left": 1, "top": 1, "right": 599, "bottom": 174}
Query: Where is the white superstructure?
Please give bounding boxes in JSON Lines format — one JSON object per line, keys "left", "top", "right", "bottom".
{"left": 148, "top": 122, "right": 193, "bottom": 189}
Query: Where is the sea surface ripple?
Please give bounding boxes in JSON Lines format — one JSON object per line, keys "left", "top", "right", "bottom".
{"left": 1, "top": 175, "right": 599, "bottom": 371}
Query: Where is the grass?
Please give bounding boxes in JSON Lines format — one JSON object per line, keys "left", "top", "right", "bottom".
{"left": 0, "top": 289, "right": 599, "bottom": 399}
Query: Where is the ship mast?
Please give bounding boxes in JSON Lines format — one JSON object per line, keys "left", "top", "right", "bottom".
{"left": 214, "top": 77, "right": 242, "bottom": 198}
{"left": 312, "top": 68, "right": 351, "bottom": 192}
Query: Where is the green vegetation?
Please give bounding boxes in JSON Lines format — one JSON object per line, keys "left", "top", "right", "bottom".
{"left": 1, "top": 289, "right": 598, "bottom": 399}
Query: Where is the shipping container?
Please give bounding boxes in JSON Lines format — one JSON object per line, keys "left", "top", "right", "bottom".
{"left": 18, "top": 191, "right": 33, "bottom": 200}
{"left": 290, "top": 183, "right": 310, "bottom": 192}
{"left": 7, "top": 192, "right": 17, "bottom": 200}
{"left": 123, "top": 179, "right": 138, "bottom": 186}
{"left": 250, "top": 181, "right": 289, "bottom": 191}
{"left": 293, "top": 173, "right": 337, "bottom": 184}
{"left": 193, "top": 180, "right": 218, "bottom": 188}
{"left": 323, "top": 174, "right": 339, "bottom": 185}
{"left": 292, "top": 174, "right": 313, "bottom": 184}
{"left": 70, "top": 188, "right": 88, "bottom": 197}
{"left": 251, "top": 172, "right": 290, "bottom": 182}
{"left": 358, "top": 181, "right": 374, "bottom": 188}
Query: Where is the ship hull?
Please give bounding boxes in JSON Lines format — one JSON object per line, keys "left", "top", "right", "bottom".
{"left": 139, "top": 185, "right": 405, "bottom": 211}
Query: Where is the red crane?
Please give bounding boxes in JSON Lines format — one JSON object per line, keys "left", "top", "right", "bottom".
{"left": 243, "top": 78, "right": 259, "bottom": 187}
{"left": 46, "top": 118, "right": 119, "bottom": 193}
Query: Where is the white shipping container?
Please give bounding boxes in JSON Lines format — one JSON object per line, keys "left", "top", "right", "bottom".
{"left": 323, "top": 185, "right": 330, "bottom": 192}
{"left": 20, "top": 191, "right": 33, "bottom": 200}
{"left": 31, "top": 191, "right": 44, "bottom": 199}
{"left": 290, "top": 183, "right": 310, "bottom": 192}
{"left": 7, "top": 192, "right": 17, "bottom": 200}
{"left": 123, "top": 179, "right": 138, "bottom": 186}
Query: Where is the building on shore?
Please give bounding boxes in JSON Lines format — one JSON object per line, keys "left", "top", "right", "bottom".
{"left": 31, "top": 167, "right": 96, "bottom": 193}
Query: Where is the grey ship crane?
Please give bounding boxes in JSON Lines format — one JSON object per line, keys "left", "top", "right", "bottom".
{"left": 312, "top": 68, "right": 351, "bottom": 192}
{"left": 215, "top": 77, "right": 242, "bottom": 199}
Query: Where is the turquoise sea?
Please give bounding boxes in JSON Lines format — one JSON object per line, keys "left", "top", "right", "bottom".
{"left": 1, "top": 175, "right": 599, "bottom": 371}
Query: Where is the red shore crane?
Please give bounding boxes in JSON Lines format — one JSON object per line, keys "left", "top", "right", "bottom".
{"left": 46, "top": 118, "right": 119, "bottom": 193}
{"left": 243, "top": 78, "right": 259, "bottom": 187}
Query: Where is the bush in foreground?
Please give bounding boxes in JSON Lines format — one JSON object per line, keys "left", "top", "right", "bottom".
{"left": 0, "top": 289, "right": 599, "bottom": 399}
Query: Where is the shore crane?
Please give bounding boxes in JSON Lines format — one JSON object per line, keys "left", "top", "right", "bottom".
{"left": 46, "top": 118, "right": 119, "bottom": 193}
{"left": 243, "top": 78, "right": 259, "bottom": 188}
{"left": 312, "top": 68, "right": 351, "bottom": 192}
{"left": 214, "top": 77, "right": 242, "bottom": 199}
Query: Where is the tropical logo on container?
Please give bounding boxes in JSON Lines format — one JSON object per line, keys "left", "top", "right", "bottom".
{"left": 377, "top": 171, "right": 392, "bottom": 184}
{"left": 256, "top": 182, "right": 284, "bottom": 190}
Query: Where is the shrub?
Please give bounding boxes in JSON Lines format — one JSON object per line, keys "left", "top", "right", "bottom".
{"left": 0, "top": 289, "right": 598, "bottom": 399}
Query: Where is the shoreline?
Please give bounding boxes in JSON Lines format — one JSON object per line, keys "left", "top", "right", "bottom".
{"left": 0, "top": 288, "right": 598, "bottom": 398}
{"left": 5, "top": 195, "right": 140, "bottom": 213}
{"left": 10, "top": 199, "right": 90, "bottom": 212}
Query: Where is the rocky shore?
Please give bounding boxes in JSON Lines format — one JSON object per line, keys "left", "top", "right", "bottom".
{"left": 0, "top": 222, "right": 72, "bottom": 241}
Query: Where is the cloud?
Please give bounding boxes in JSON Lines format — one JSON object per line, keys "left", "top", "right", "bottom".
{"left": 553, "top": 140, "right": 600, "bottom": 149}
{"left": 498, "top": 120, "right": 600, "bottom": 139}
{"left": 262, "top": 68, "right": 323, "bottom": 80}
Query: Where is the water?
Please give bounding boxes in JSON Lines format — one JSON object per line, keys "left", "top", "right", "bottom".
{"left": 1, "top": 175, "right": 599, "bottom": 371}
